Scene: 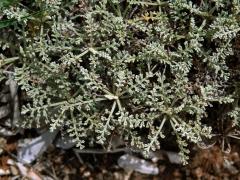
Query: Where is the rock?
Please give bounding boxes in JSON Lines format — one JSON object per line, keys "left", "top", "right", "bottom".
{"left": 17, "top": 130, "right": 59, "bottom": 164}
{"left": 223, "top": 159, "right": 239, "bottom": 175}
{"left": 197, "top": 136, "right": 216, "bottom": 149}
{"left": 55, "top": 135, "right": 76, "bottom": 149}
{"left": 118, "top": 154, "right": 159, "bottom": 175}
{"left": 0, "top": 126, "right": 17, "bottom": 136}
{"left": 165, "top": 151, "right": 182, "bottom": 164}
{"left": 16, "top": 162, "right": 42, "bottom": 180}
{"left": 193, "top": 167, "right": 203, "bottom": 178}
{"left": 0, "top": 93, "right": 11, "bottom": 103}
{"left": 8, "top": 79, "right": 20, "bottom": 126}
{"left": 10, "top": 166, "right": 19, "bottom": 176}
{"left": 0, "top": 169, "right": 10, "bottom": 176}
{"left": 0, "top": 104, "right": 10, "bottom": 119}
{"left": 1, "top": 118, "right": 12, "bottom": 127}
{"left": 0, "top": 137, "right": 6, "bottom": 155}
{"left": 7, "top": 159, "right": 15, "bottom": 166}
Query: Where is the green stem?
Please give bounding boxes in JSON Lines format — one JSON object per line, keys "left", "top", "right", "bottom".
{"left": 100, "top": 101, "right": 117, "bottom": 140}
{"left": 0, "top": 57, "right": 19, "bottom": 68}
{"left": 123, "top": 3, "right": 131, "bottom": 18}
{"left": 119, "top": 68, "right": 157, "bottom": 97}
{"left": 146, "top": 116, "right": 166, "bottom": 151}
{"left": 116, "top": 99, "right": 123, "bottom": 112}
{"left": 130, "top": 1, "right": 168, "bottom": 6}
{"left": 23, "top": 97, "right": 106, "bottom": 113}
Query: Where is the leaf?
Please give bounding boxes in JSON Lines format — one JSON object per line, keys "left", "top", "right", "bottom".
{"left": 0, "top": 0, "right": 18, "bottom": 8}
{"left": 0, "top": 8, "right": 44, "bottom": 29}
{"left": 0, "top": 19, "right": 17, "bottom": 29}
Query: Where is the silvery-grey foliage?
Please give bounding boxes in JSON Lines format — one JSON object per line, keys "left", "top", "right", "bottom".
{"left": 1, "top": 0, "right": 240, "bottom": 164}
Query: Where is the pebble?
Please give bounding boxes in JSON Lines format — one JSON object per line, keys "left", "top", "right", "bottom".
{"left": 83, "top": 171, "right": 91, "bottom": 177}
{"left": 118, "top": 154, "right": 159, "bottom": 175}
{"left": 0, "top": 169, "right": 10, "bottom": 176}
{"left": 7, "top": 159, "right": 16, "bottom": 166}
{"left": 0, "top": 104, "right": 10, "bottom": 119}
{"left": 10, "top": 166, "right": 19, "bottom": 176}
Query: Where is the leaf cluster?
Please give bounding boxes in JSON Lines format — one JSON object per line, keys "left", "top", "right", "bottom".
{"left": 1, "top": 0, "right": 240, "bottom": 164}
